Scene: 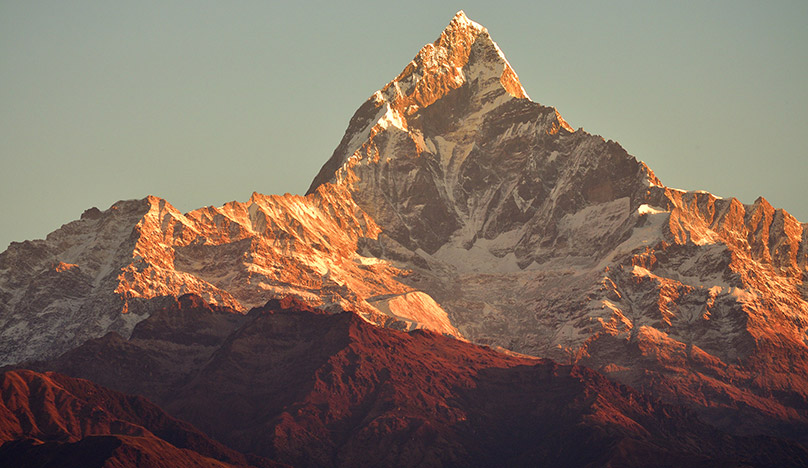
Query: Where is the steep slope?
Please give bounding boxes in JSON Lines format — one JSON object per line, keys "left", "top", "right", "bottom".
{"left": 32, "top": 295, "right": 808, "bottom": 468}
{"left": 0, "top": 184, "right": 458, "bottom": 365}
{"left": 306, "top": 11, "right": 808, "bottom": 438}
{"left": 0, "top": 369, "right": 283, "bottom": 467}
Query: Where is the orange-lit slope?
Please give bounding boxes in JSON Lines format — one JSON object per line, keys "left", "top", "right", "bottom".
{"left": 0, "top": 184, "right": 458, "bottom": 365}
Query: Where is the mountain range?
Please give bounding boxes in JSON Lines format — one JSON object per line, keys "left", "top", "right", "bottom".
{"left": 1, "top": 11, "right": 806, "bottom": 467}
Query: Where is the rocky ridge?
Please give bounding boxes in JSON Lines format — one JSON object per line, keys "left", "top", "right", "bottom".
{"left": 0, "top": 185, "right": 457, "bottom": 365}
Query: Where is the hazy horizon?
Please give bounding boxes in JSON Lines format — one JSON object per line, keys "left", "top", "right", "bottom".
{"left": 2, "top": 1, "right": 806, "bottom": 250}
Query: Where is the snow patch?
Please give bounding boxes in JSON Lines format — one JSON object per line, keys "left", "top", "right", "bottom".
{"left": 432, "top": 229, "right": 525, "bottom": 273}
{"left": 638, "top": 204, "right": 667, "bottom": 216}
{"left": 368, "top": 291, "right": 457, "bottom": 336}
{"left": 377, "top": 104, "right": 407, "bottom": 131}
{"left": 729, "top": 287, "right": 758, "bottom": 304}
{"left": 597, "top": 203, "right": 667, "bottom": 269}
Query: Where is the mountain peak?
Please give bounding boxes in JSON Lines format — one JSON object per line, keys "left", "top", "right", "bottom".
{"left": 307, "top": 12, "right": 534, "bottom": 195}
{"left": 447, "top": 10, "right": 483, "bottom": 33}
{"left": 382, "top": 11, "right": 528, "bottom": 109}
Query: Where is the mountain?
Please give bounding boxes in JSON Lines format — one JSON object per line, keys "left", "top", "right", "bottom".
{"left": 305, "top": 11, "right": 808, "bottom": 439}
{"left": 1, "top": 8, "right": 807, "bottom": 450}
{"left": 0, "top": 186, "right": 458, "bottom": 366}
{"left": 28, "top": 294, "right": 808, "bottom": 468}
{"left": 0, "top": 369, "right": 284, "bottom": 467}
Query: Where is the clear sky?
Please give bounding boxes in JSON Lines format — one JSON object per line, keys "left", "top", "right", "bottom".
{"left": 2, "top": 1, "right": 806, "bottom": 250}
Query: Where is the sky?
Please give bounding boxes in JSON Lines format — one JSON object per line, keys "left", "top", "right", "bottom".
{"left": 1, "top": 1, "right": 806, "bottom": 250}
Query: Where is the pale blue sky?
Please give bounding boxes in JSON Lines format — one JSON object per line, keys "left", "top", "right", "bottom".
{"left": 2, "top": 1, "right": 806, "bottom": 250}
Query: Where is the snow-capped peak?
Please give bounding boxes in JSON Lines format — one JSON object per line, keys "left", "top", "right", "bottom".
{"left": 307, "top": 12, "right": 538, "bottom": 194}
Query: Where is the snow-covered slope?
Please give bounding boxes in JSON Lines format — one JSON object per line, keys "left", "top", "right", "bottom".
{"left": 0, "top": 185, "right": 458, "bottom": 365}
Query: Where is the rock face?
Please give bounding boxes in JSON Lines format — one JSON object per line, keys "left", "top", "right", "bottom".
{"left": 32, "top": 295, "right": 808, "bottom": 468}
{"left": 1, "top": 10, "right": 807, "bottom": 445}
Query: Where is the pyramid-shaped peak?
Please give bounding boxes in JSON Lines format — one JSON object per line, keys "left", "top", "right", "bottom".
{"left": 453, "top": 10, "right": 469, "bottom": 20}
{"left": 306, "top": 12, "right": 535, "bottom": 194}
{"left": 379, "top": 12, "right": 528, "bottom": 110}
